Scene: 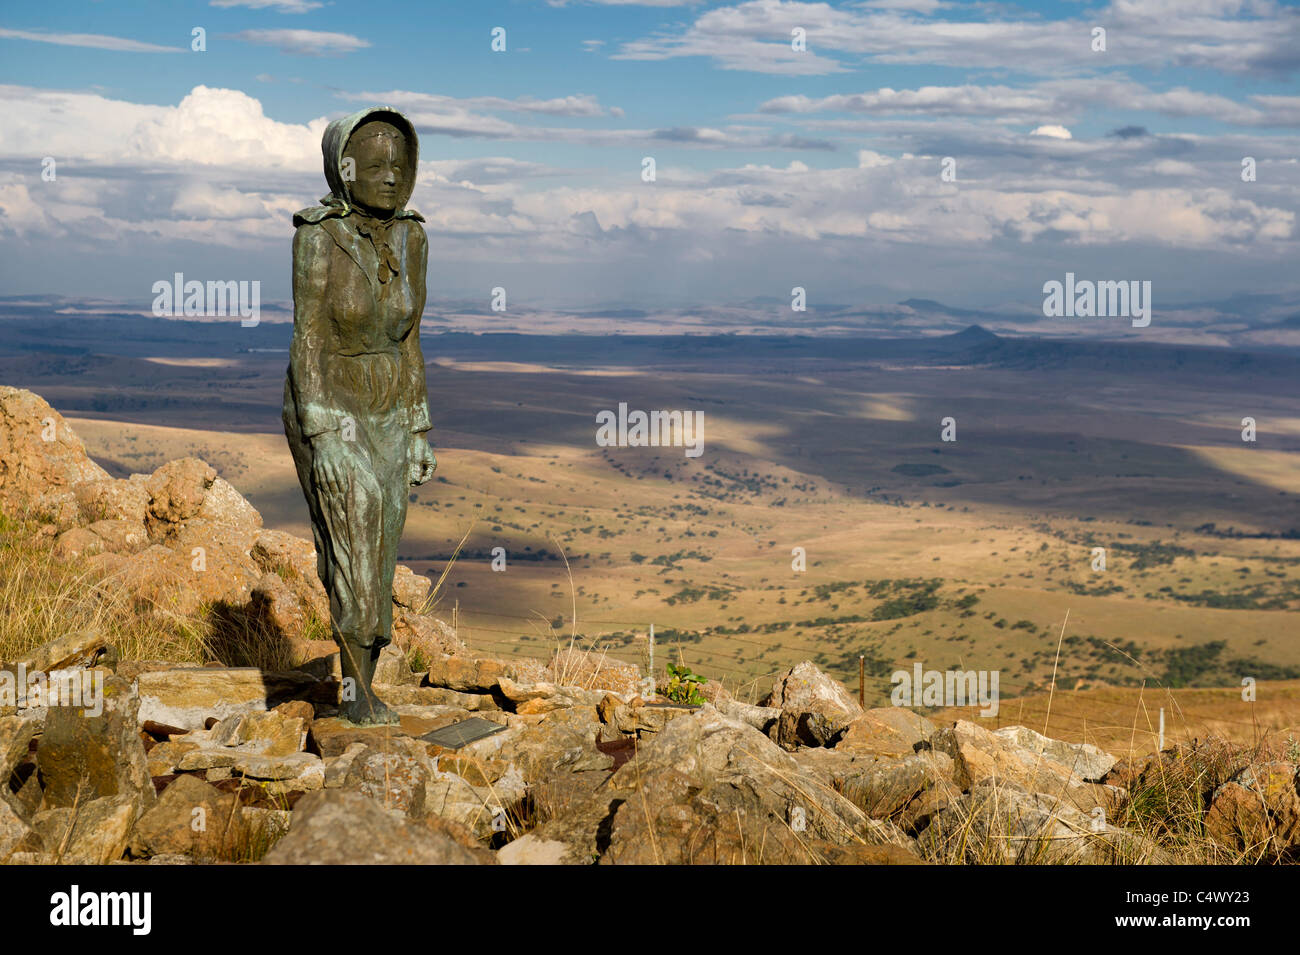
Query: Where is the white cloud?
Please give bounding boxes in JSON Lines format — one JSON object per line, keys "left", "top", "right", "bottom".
{"left": 171, "top": 182, "right": 273, "bottom": 219}
{"left": 228, "top": 29, "right": 370, "bottom": 55}
{"left": 1030, "top": 125, "right": 1073, "bottom": 139}
{"left": 0, "top": 27, "right": 180, "bottom": 53}
{"left": 611, "top": 0, "right": 1300, "bottom": 76}
{"left": 210, "top": 0, "right": 324, "bottom": 11}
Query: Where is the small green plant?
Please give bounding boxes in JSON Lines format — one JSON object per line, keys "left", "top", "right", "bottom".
{"left": 1286, "top": 735, "right": 1300, "bottom": 764}
{"left": 662, "top": 662, "right": 707, "bottom": 705}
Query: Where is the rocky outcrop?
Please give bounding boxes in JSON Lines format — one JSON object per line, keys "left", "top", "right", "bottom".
{"left": 0, "top": 387, "right": 465, "bottom": 660}
{"left": 1204, "top": 760, "right": 1300, "bottom": 858}
{"left": 0, "top": 386, "right": 111, "bottom": 526}
{"left": 263, "top": 790, "right": 489, "bottom": 865}
{"left": 763, "top": 660, "right": 864, "bottom": 749}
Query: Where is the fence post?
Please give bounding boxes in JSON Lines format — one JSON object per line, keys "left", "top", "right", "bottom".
{"left": 644, "top": 623, "right": 656, "bottom": 700}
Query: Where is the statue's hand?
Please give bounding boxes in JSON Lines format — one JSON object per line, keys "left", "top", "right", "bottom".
{"left": 311, "top": 431, "right": 351, "bottom": 497}
{"left": 409, "top": 433, "right": 437, "bottom": 486}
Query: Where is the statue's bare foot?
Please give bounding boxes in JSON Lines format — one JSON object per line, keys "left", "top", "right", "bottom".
{"left": 338, "top": 695, "right": 401, "bottom": 726}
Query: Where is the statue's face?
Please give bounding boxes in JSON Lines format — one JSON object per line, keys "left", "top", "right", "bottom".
{"left": 344, "top": 124, "right": 407, "bottom": 214}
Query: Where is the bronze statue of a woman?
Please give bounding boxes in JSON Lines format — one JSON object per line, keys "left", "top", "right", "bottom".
{"left": 283, "top": 106, "right": 437, "bottom": 725}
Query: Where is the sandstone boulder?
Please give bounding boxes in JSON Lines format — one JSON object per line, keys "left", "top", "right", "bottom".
{"left": 137, "top": 667, "right": 269, "bottom": 731}
{"left": 1204, "top": 761, "right": 1300, "bottom": 856}
{"left": 36, "top": 675, "right": 154, "bottom": 817}
{"left": 262, "top": 790, "right": 488, "bottom": 864}
{"left": 30, "top": 794, "right": 137, "bottom": 864}
{"left": 762, "top": 661, "right": 863, "bottom": 748}
{"left": 0, "top": 387, "right": 110, "bottom": 526}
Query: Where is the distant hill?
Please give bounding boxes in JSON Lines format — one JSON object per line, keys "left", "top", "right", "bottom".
{"left": 0, "top": 305, "right": 1297, "bottom": 389}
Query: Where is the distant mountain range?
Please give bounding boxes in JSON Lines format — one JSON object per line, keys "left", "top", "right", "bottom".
{"left": 0, "top": 297, "right": 1296, "bottom": 391}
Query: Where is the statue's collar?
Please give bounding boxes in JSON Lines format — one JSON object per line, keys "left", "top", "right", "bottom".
{"left": 293, "top": 194, "right": 424, "bottom": 228}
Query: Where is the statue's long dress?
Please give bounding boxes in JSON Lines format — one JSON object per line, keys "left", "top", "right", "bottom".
{"left": 282, "top": 212, "right": 430, "bottom": 656}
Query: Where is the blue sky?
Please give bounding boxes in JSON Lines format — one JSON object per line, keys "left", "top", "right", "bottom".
{"left": 1, "top": 0, "right": 1298, "bottom": 340}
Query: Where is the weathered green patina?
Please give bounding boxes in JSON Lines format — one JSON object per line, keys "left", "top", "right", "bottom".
{"left": 283, "top": 107, "right": 437, "bottom": 725}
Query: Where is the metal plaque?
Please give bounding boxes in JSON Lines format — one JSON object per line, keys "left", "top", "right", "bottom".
{"left": 420, "top": 717, "right": 507, "bottom": 750}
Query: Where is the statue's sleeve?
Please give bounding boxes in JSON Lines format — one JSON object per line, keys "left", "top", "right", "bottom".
{"left": 400, "top": 222, "right": 432, "bottom": 435}
{"left": 288, "top": 224, "right": 337, "bottom": 440}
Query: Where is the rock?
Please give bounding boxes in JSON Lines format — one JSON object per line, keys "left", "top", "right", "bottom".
{"left": 0, "top": 387, "right": 111, "bottom": 526}
{"left": 898, "top": 779, "right": 964, "bottom": 834}
{"left": 241, "top": 807, "right": 293, "bottom": 854}
{"left": 917, "top": 779, "right": 1161, "bottom": 864}
{"left": 249, "top": 573, "right": 316, "bottom": 640}
{"left": 86, "top": 519, "right": 149, "bottom": 553}
{"left": 177, "top": 747, "right": 239, "bottom": 771}
{"left": 0, "top": 711, "right": 45, "bottom": 783}
{"left": 146, "top": 740, "right": 199, "bottom": 777}
{"left": 374, "top": 644, "right": 421, "bottom": 686}
{"left": 497, "top": 676, "right": 611, "bottom": 713}
{"left": 234, "top": 752, "right": 324, "bottom": 789}
{"left": 74, "top": 478, "right": 150, "bottom": 525}
{"left": 16, "top": 629, "right": 108, "bottom": 673}
{"left": 377, "top": 684, "right": 499, "bottom": 710}
{"left": 30, "top": 795, "right": 136, "bottom": 864}
{"left": 468, "top": 708, "right": 612, "bottom": 783}
{"left": 392, "top": 564, "right": 431, "bottom": 610}
{"left": 10, "top": 770, "right": 42, "bottom": 821}
{"left": 532, "top": 705, "right": 908, "bottom": 865}
{"left": 597, "top": 696, "right": 694, "bottom": 735}
{"left": 250, "top": 530, "right": 328, "bottom": 631}
{"left": 815, "top": 842, "right": 927, "bottom": 865}
{"left": 36, "top": 675, "right": 154, "bottom": 817}
{"left": 836, "top": 752, "right": 955, "bottom": 819}
{"left": 762, "top": 661, "right": 863, "bottom": 748}
{"left": 158, "top": 524, "right": 263, "bottom": 609}
{"left": 991, "top": 725, "right": 1116, "bottom": 782}
{"left": 53, "top": 527, "right": 103, "bottom": 559}
{"left": 208, "top": 710, "right": 306, "bottom": 757}
{"left": 498, "top": 834, "right": 572, "bottom": 865}
{"left": 930, "top": 720, "right": 1120, "bottom": 812}
{"left": 343, "top": 747, "right": 428, "bottom": 814}
{"left": 197, "top": 476, "right": 262, "bottom": 530}
{"left": 392, "top": 608, "right": 467, "bottom": 659}
{"left": 262, "top": 790, "right": 488, "bottom": 864}
{"left": 837, "top": 707, "right": 937, "bottom": 757}
{"left": 550, "top": 649, "right": 641, "bottom": 697}
{"left": 425, "top": 654, "right": 525, "bottom": 693}
{"left": 422, "top": 768, "right": 518, "bottom": 841}
{"left": 288, "top": 640, "right": 340, "bottom": 682}
{"left": 1204, "top": 762, "right": 1300, "bottom": 855}
{"left": 251, "top": 529, "right": 319, "bottom": 584}
{"left": 434, "top": 753, "right": 510, "bottom": 788}
{"left": 137, "top": 668, "right": 268, "bottom": 731}
{"left": 144, "top": 457, "right": 216, "bottom": 527}
{"left": 308, "top": 713, "right": 463, "bottom": 759}
{"left": 323, "top": 743, "right": 367, "bottom": 788}
{"left": 0, "top": 797, "right": 36, "bottom": 863}
{"left": 272, "top": 700, "right": 315, "bottom": 725}
{"left": 918, "top": 782, "right": 1102, "bottom": 864}
{"left": 103, "top": 537, "right": 260, "bottom": 618}
{"left": 128, "top": 774, "right": 243, "bottom": 860}
{"left": 713, "top": 699, "right": 780, "bottom": 734}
